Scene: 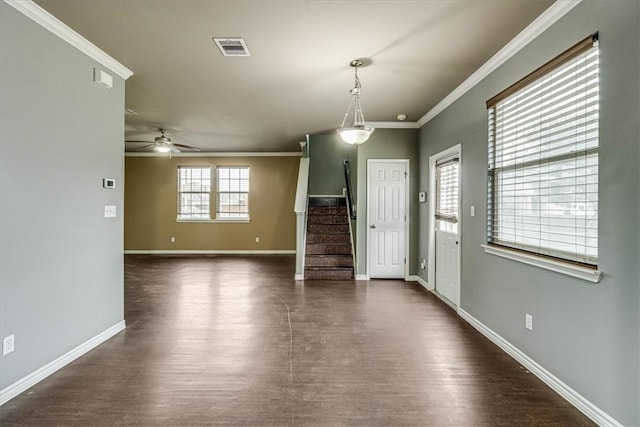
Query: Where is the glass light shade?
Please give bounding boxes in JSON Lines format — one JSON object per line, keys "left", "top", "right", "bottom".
{"left": 155, "top": 144, "right": 172, "bottom": 153}
{"left": 338, "top": 125, "right": 375, "bottom": 145}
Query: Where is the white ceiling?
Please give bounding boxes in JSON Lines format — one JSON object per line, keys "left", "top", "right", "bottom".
{"left": 34, "top": 0, "right": 554, "bottom": 153}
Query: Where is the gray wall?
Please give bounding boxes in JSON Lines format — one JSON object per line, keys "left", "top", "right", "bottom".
{"left": 308, "top": 133, "right": 357, "bottom": 196}
{"left": 0, "top": 2, "right": 125, "bottom": 390}
{"left": 418, "top": 1, "right": 639, "bottom": 424}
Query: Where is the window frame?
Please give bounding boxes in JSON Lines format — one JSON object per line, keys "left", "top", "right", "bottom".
{"left": 176, "top": 166, "right": 212, "bottom": 221}
{"left": 215, "top": 165, "right": 250, "bottom": 221}
{"left": 484, "top": 33, "right": 602, "bottom": 283}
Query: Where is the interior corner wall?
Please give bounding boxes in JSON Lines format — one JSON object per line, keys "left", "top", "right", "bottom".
{"left": 124, "top": 156, "right": 299, "bottom": 251}
{"left": 417, "top": 0, "right": 640, "bottom": 424}
{"left": 0, "top": 2, "right": 125, "bottom": 390}
{"left": 308, "top": 130, "right": 419, "bottom": 277}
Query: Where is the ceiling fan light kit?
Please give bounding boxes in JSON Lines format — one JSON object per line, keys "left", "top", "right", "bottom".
{"left": 337, "top": 59, "right": 375, "bottom": 145}
{"left": 125, "top": 128, "right": 201, "bottom": 154}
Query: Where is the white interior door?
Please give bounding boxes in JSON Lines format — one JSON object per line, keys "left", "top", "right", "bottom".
{"left": 368, "top": 160, "right": 407, "bottom": 279}
{"left": 434, "top": 157, "right": 460, "bottom": 305}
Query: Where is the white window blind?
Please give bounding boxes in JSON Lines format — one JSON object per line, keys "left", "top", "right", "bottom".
{"left": 217, "top": 166, "right": 249, "bottom": 220}
{"left": 487, "top": 34, "right": 599, "bottom": 266}
{"left": 177, "top": 166, "right": 211, "bottom": 220}
{"left": 435, "top": 158, "right": 459, "bottom": 224}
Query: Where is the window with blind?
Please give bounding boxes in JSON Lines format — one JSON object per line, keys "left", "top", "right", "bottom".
{"left": 216, "top": 166, "right": 249, "bottom": 220}
{"left": 435, "top": 158, "right": 459, "bottom": 233}
{"left": 486, "top": 33, "right": 599, "bottom": 266}
{"left": 177, "top": 166, "right": 211, "bottom": 220}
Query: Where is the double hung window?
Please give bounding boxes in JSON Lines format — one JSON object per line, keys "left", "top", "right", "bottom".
{"left": 486, "top": 34, "right": 599, "bottom": 266}
{"left": 216, "top": 166, "right": 249, "bottom": 220}
{"left": 177, "top": 166, "right": 211, "bottom": 220}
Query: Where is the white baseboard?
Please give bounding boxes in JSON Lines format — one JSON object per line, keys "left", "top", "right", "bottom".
{"left": 354, "top": 274, "right": 369, "bottom": 281}
{"left": 407, "top": 275, "right": 433, "bottom": 291}
{"left": 0, "top": 320, "right": 126, "bottom": 406}
{"left": 294, "top": 274, "right": 304, "bottom": 280}
{"left": 124, "top": 250, "right": 295, "bottom": 255}
{"left": 457, "top": 308, "right": 622, "bottom": 427}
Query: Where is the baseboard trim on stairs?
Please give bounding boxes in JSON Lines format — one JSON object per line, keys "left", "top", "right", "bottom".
{"left": 0, "top": 320, "right": 126, "bottom": 406}
{"left": 457, "top": 308, "right": 623, "bottom": 427}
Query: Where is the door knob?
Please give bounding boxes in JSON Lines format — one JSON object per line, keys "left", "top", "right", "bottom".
{"left": 370, "top": 224, "right": 376, "bottom": 229}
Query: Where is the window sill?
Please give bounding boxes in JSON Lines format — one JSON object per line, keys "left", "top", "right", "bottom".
{"left": 481, "top": 244, "right": 601, "bottom": 283}
{"left": 176, "top": 219, "right": 250, "bottom": 224}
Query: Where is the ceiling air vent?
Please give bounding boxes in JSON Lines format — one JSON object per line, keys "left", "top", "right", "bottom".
{"left": 213, "top": 38, "right": 250, "bottom": 57}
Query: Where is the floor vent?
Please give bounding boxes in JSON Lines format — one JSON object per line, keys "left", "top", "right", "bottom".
{"left": 213, "top": 38, "right": 250, "bottom": 57}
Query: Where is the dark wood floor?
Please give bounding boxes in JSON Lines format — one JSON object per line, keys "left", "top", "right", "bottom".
{"left": 1, "top": 255, "right": 593, "bottom": 426}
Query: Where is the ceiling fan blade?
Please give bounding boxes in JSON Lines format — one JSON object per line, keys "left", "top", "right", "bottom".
{"left": 172, "top": 143, "right": 201, "bottom": 151}
{"left": 125, "top": 140, "right": 153, "bottom": 143}
{"left": 171, "top": 146, "right": 181, "bottom": 154}
{"left": 132, "top": 143, "right": 157, "bottom": 151}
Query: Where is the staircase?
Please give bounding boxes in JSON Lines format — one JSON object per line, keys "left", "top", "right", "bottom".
{"left": 304, "top": 197, "right": 354, "bottom": 280}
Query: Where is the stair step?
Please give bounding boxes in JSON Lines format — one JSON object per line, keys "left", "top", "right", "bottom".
{"left": 308, "top": 206, "right": 348, "bottom": 215}
{"left": 305, "top": 255, "right": 353, "bottom": 267}
{"left": 306, "top": 233, "right": 350, "bottom": 244}
{"left": 306, "top": 243, "right": 352, "bottom": 255}
{"left": 307, "top": 214, "right": 348, "bottom": 225}
{"left": 307, "top": 223, "right": 349, "bottom": 234}
{"left": 308, "top": 197, "right": 346, "bottom": 207}
{"left": 304, "top": 267, "right": 354, "bottom": 280}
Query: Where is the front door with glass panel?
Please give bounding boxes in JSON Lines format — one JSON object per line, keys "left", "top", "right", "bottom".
{"left": 434, "top": 157, "right": 460, "bottom": 305}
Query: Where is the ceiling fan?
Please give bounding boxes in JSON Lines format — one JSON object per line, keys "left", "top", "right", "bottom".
{"left": 126, "top": 129, "right": 200, "bottom": 153}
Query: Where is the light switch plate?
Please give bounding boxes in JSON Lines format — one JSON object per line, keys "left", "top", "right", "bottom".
{"left": 419, "top": 192, "right": 426, "bottom": 203}
{"left": 104, "top": 205, "right": 117, "bottom": 218}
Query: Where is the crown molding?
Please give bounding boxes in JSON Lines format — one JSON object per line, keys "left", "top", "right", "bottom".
{"left": 417, "top": 0, "right": 582, "bottom": 127}
{"left": 368, "top": 121, "right": 420, "bottom": 129}
{"left": 3, "top": 0, "right": 133, "bottom": 80}
{"left": 125, "top": 152, "right": 302, "bottom": 157}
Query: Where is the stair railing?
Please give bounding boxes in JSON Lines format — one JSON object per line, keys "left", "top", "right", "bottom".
{"left": 343, "top": 160, "right": 356, "bottom": 220}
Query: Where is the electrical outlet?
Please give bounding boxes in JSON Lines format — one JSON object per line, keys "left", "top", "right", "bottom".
{"left": 525, "top": 313, "right": 533, "bottom": 331}
{"left": 255, "top": 237, "right": 260, "bottom": 243}
{"left": 104, "top": 205, "right": 117, "bottom": 218}
{"left": 170, "top": 237, "right": 175, "bottom": 243}
{"left": 420, "top": 259, "right": 426, "bottom": 270}
{"left": 3, "top": 334, "right": 15, "bottom": 356}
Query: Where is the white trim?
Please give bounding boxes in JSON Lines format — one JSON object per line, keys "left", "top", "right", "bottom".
{"left": 294, "top": 158, "right": 310, "bottom": 214}
{"left": 176, "top": 219, "right": 250, "bottom": 224}
{"left": 354, "top": 274, "right": 369, "bottom": 281}
{"left": 125, "top": 152, "right": 302, "bottom": 157}
{"left": 366, "top": 159, "right": 410, "bottom": 280}
{"left": 409, "top": 275, "right": 433, "bottom": 291}
{"left": 124, "top": 250, "right": 295, "bottom": 255}
{"left": 457, "top": 308, "right": 622, "bottom": 427}
{"left": 3, "top": 0, "right": 133, "bottom": 80}
{"left": 0, "top": 320, "right": 125, "bottom": 406}
{"left": 417, "top": 0, "right": 582, "bottom": 126}
{"left": 294, "top": 273, "right": 305, "bottom": 280}
{"left": 428, "top": 144, "right": 462, "bottom": 306}
{"left": 481, "top": 244, "right": 602, "bottom": 283}
{"left": 367, "top": 121, "right": 420, "bottom": 129}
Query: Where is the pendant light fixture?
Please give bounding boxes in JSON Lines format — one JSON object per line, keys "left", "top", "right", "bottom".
{"left": 337, "top": 59, "right": 375, "bottom": 145}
